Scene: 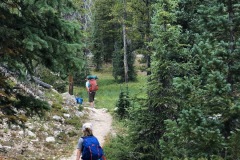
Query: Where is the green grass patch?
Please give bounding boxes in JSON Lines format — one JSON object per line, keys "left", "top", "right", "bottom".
{"left": 65, "top": 116, "right": 84, "bottom": 129}
{"left": 74, "top": 68, "right": 147, "bottom": 111}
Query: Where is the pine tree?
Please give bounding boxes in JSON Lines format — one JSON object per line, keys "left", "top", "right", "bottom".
{"left": 90, "top": 0, "right": 116, "bottom": 71}
{"left": 0, "top": 0, "right": 83, "bottom": 76}
{"left": 159, "top": 0, "right": 240, "bottom": 159}
{"left": 115, "top": 87, "right": 130, "bottom": 119}
{"left": 0, "top": 0, "right": 84, "bottom": 126}
{"left": 127, "top": 0, "right": 182, "bottom": 159}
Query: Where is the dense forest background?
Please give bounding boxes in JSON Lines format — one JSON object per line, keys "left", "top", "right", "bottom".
{"left": 1, "top": 0, "right": 240, "bottom": 159}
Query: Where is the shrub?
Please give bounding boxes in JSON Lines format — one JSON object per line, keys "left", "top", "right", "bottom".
{"left": 115, "top": 89, "right": 130, "bottom": 119}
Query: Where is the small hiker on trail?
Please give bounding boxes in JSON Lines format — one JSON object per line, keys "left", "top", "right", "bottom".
{"left": 76, "top": 123, "right": 106, "bottom": 160}
{"left": 85, "top": 76, "right": 98, "bottom": 108}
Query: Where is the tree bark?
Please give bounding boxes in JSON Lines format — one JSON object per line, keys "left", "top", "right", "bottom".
{"left": 68, "top": 75, "right": 73, "bottom": 95}
{"left": 145, "top": 0, "right": 151, "bottom": 76}
{"left": 123, "top": 0, "right": 128, "bottom": 83}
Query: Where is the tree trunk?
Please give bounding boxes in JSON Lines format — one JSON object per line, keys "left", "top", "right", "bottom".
{"left": 32, "top": 76, "right": 52, "bottom": 89}
{"left": 69, "top": 75, "right": 73, "bottom": 95}
{"left": 123, "top": 0, "right": 128, "bottom": 83}
{"left": 145, "top": 0, "right": 151, "bottom": 76}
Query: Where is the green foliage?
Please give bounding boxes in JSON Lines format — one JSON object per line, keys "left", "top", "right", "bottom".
{"left": 103, "top": 135, "right": 134, "bottom": 160}
{"left": 112, "top": 43, "right": 137, "bottom": 82}
{"left": 53, "top": 81, "right": 68, "bottom": 93}
{"left": 90, "top": 0, "right": 141, "bottom": 80}
{"left": 73, "top": 59, "right": 90, "bottom": 86}
{"left": 0, "top": 0, "right": 85, "bottom": 126}
{"left": 65, "top": 116, "right": 83, "bottom": 129}
{"left": 0, "top": 0, "right": 84, "bottom": 76}
{"left": 160, "top": 108, "right": 225, "bottom": 159}
{"left": 127, "top": 104, "right": 164, "bottom": 160}
{"left": 152, "top": 0, "right": 240, "bottom": 159}
{"left": 52, "top": 103, "right": 63, "bottom": 110}
{"left": 75, "top": 0, "right": 240, "bottom": 159}
{"left": 36, "top": 66, "right": 68, "bottom": 93}
{"left": 110, "top": 0, "right": 240, "bottom": 159}
{"left": 90, "top": 0, "right": 116, "bottom": 70}
{"left": 16, "top": 94, "right": 50, "bottom": 116}
{"left": 227, "top": 129, "right": 240, "bottom": 159}
{"left": 73, "top": 65, "right": 148, "bottom": 159}
{"left": 0, "top": 72, "right": 50, "bottom": 128}
{"left": 112, "top": 43, "right": 124, "bottom": 81}
{"left": 0, "top": 92, "right": 50, "bottom": 127}
{"left": 45, "top": 89, "right": 63, "bottom": 104}
{"left": 57, "top": 132, "right": 69, "bottom": 143}
{"left": 67, "top": 130, "right": 78, "bottom": 137}
{"left": 122, "top": 1, "right": 183, "bottom": 159}
{"left": 115, "top": 87, "right": 130, "bottom": 119}
{"left": 74, "top": 68, "right": 147, "bottom": 112}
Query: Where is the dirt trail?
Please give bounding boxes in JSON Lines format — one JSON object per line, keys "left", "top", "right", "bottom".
{"left": 61, "top": 108, "right": 112, "bottom": 160}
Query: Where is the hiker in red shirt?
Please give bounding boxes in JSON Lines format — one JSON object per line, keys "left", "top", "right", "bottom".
{"left": 85, "top": 76, "right": 98, "bottom": 108}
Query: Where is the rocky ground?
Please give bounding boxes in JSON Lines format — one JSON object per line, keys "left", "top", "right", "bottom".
{"left": 0, "top": 86, "right": 112, "bottom": 160}
{"left": 0, "top": 90, "right": 88, "bottom": 160}
{"left": 0, "top": 66, "right": 114, "bottom": 160}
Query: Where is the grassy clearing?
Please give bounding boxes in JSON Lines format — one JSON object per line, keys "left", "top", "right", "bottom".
{"left": 74, "top": 66, "right": 148, "bottom": 112}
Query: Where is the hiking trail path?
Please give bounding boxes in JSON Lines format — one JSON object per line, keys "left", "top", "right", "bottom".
{"left": 61, "top": 107, "right": 112, "bottom": 160}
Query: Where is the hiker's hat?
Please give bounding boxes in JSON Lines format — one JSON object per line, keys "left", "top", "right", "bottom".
{"left": 82, "top": 123, "right": 93, "bottom": 131}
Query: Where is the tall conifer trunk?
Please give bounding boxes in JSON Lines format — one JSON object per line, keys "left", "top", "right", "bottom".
{"left": 145, "top": 0, "right": 151, "bottom": 76}
{"left": 123, "top": 0, "right": 128, "bottom": 83}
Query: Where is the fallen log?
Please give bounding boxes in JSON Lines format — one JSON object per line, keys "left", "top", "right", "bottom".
{"left": 32, "top": 76, "right": 52, "bottom": 89}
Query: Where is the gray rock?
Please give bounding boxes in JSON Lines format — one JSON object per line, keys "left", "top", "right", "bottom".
{"left": 46, "top": 137, "right": 55, "bottom": 142}
{"left": 63, "top": 114, "right": 71, "bottom": 118}
{"left": 75, "top": 111, "right": 84, "bottom": 117}
{"left": 53, "top": 115, "right": 62, "bottom": 121}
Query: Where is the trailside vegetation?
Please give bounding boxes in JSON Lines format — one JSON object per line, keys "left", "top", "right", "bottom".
{"left": 158, "top": 0, "right": 240, "bottom": 159}
{"left": 0, "top": 0, "right": 84, "bottom": 126}
{"left": 104, "top": 0, "right": 240, "bottom": 159}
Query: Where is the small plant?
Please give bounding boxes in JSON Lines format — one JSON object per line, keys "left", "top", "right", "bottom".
{"left": 44, "top": 142, "right": 56, "bottom": 150}
{"left": 57, "top": 132, "right": 69, "bottom": 142}
{"left": 52, "top": 103, "right": 62, "bottom": 110}
{"left": 68, "top": 130, "right": 78, "bottom": 137}
{"left": 44, "top": 90, "right": 63, "bottom": 104}
{"left": 78, "top": 104, "right": 83, "bottom": 111}
{"left": 65, "top": 116, "right": 83, "bottom": 129}
{"left": 115, "top": 88, "right": 130, "bottom": 119}
{"left": 4, "top": 128, "right": 8, "bottom": 133}
{"left": 51, "top": 103, "right": 65, "bottom": 117}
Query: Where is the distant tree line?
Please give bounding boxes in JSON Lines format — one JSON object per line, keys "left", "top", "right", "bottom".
{"left": 89, "top": 0, "right": 152, "bottom": 82}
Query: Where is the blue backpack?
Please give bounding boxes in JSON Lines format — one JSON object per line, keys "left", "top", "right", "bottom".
{"left": 82, "top": 136, "right": 105, "bottom": 160}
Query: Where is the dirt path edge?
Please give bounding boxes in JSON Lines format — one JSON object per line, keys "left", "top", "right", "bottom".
{"left": 60, "top": 108, "right": 112, "bottom": 160}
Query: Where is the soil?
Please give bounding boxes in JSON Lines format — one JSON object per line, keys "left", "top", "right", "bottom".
{"left": 60, "top": 107, "right": 112, "bottom": 160}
